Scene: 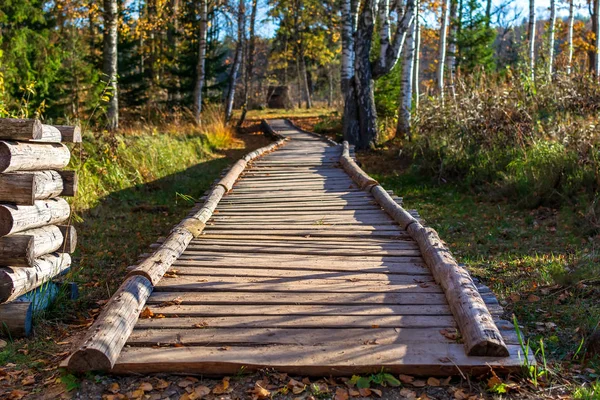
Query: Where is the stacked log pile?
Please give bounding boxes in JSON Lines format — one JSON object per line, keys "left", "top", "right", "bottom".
{"left": 0, "top": 118, "right": 81, "bottom": 337}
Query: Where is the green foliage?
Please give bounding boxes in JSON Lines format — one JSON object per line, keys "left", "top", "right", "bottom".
{"left": 349, "top": 371, "right": 402, "bottom": 389}
{"left": 456, "top": 0, "right": 496, "bottom": 73}
{"left": 374, "top": 62, "right": 401, "bottom": 119}
{"left": 574, "top": 381, "right": 600, "bottom": 400}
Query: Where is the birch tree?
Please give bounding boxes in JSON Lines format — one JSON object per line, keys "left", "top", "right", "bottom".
{"left": 238, "top": 0, "right": 259, "bottom": 126}
{"left": 567, "top": 0, "right": 574, "bottom": 75}
{"left": 446, "top": 0, "right": 458, "bottom": 91}
{"left": 548, "top": 0, "right": 556, "bottom": 77}
{"left": 193, "top": 0, "right": 208, "bottom": 124}
{"left": 341, "top": 0, "right": 357, "bottom": 96}
{"left": 225, "top": 0, "right": 245, "bottom": 122}
{"left": 528, "top": 0, "right": 536, "bottom": 81}
{"left": 397, "top": 7, "right": 417, "bottom": 139}
{"left": 343, "top": 0, "right": 415, "bottom": 149}
{"left": 437, "top": 0, "right": 450, "bottom": 96}
{"left": 413, "top": 12, "right": 421, "bottom": 111}
{"left": 103, "top": 0, "right": 118, "bottom": 131}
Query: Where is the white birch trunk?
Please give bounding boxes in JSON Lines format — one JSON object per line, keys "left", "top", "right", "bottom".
{"left": 378, "top": 0, "right": 391, "bottom": 71}
{"left": 103, "top": 0, "right": 118, "bottom": 131}
{"left": 397, "top": 16, "right": 416, "bottom": 139}
{"left": 341, "top": 0, "right": 356, "bottom": 95}
{"left": 193, "top": 0, "right": 208, "bottom": 124}
{"left": 437, "top": 0, "right": 450, "bottom": 97}
{"left": 528, "top": 0, "right": 536, "bottom": 81}
{"left": 548, "top": 0, "right": 556, "bottom": 77}
{"left": 567, "top": 0, "right": 574, "bottom": 75}
{"left": 445, "top": 0, "right": 457, "bottom": 89}
{"left": 413, "top": 12, "right": 421, "bottom": 111}
{"left": 225, "top": 0, "right": 245, "bottom": 122}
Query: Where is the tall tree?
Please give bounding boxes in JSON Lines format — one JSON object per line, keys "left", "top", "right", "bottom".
{"left": 548, "top": 0, "right": 556, "bottom": 77}
{"left": 225, "top": 0, "right": 245, "bottom": 122}
{"left": 238, "top": 0, "right": 259, "bottom": 127}
{"left": 104, "top": 0, "right": 119, "bottom": 131}
{"left": 343, "top": 0, "right": 415, "bottom": 149}
{"left": 413, "top": 11, "right": 421, "bottom": 111}
{"left": 528, "top": 0, "right": 536, "bottom": 81}
{"left": 397, "top": 5, "right": 417, "bottom": 139}
{"left": 437, "top": 0, "right": 450, "bottom": 96}
{"left": 193, "top": 0, "right": 208, "bottom": 124}
{"left": 341, "top": 0, "right": 357, "bottom": 95}
{"left": 567, "top": 0, "right": 575, "bottom": 74}
{"left": 446, "top": 0, "right": 458, "bottom": 90}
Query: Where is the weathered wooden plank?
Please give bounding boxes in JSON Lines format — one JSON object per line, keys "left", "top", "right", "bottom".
{"left": 127, "top": 327, "right": 519, "bottom": 347}
{"left": 189, "top": 238, "right": 418, "bottom": 250}
{"left": 112, "top": 344, "right": 529, "bottom": 376}
{"left": 146, "top": 291, "right": 448, "bottom": 305}
{"left": 176, "top": 244, "right": 421, "bottom": 257}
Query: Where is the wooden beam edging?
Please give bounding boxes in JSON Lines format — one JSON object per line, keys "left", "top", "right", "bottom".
{"left": 339, "top": 140, "right": 509, "bottom": 358}
{"left": 67, "top": 134, "right": 288, "bottom": 373}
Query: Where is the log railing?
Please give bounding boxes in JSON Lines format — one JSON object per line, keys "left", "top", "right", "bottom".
{"left": 0, "top": 118, "right": 81, "bottom": 337}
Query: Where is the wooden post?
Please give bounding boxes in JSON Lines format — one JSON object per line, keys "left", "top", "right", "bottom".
{"left": 0, "top": 141, "right": 71, "bottom": 173}
{"left": 53, "top": 125, "right": 82, "bottom": 143}
{"left": 0, "top": 198, "right": 71, "bottom": 237}
{"left": 0, "top": 301, "right": 32, "bottom": 337}
{"left": 68, "top": 275, "right": 153, "bottom": 372}
{"left": 0, "top": 253, "right": 71, "bottom": 303}
{"left": 0, "top": 171, "right": 76, "bottom": 205}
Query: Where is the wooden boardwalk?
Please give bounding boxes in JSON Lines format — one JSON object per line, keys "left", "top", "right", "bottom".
{"left": 74, "top": 120, "right": 530, "bottom": 376}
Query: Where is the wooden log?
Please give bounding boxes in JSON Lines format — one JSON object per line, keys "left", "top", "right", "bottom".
{"left": 407, "top": 221, "right": 509, "bottom": 357}
{"left": 0, "top": 225, "right": 73, "bottom": 267}
{"left": 0, "top": 198, "right": 70, "bottom": 237}
{"left": 0, "top": 301, "right": 32, "bottom": 337}
{"left": 217, "top": 160, "right": 247, "bottom": 192}
{"left": 34, "top": 125, "right": 62, "bottom": 143}
{"left": 0, "top": 253, "right": 71, "bottom": 303}
{"left": 53, "top": 125, "right": 82, "bottom": 143}
{"left": 68, "top": 275, "right": 153, "bottom": 372}
{"left": 57, "top": 225, "right": 77, "bottom": 253}
{"left": 340, "top": 142, "right": 378, "bottom": 190}
{"left": 57, "top": 170, "right": 78, "bottom": 197}
{"left": 370, "top": 185, "right": 417, "bottom": 229}
{"left": 0, "top": 141, "right": 71, "bottom": 173}
{"left": 0, "top": 119, "right": 44, "bottom": 141}
{"left": 0, "top": 171, "right": 73, "bottom": 205}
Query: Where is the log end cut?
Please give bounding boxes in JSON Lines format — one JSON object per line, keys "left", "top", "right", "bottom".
{"left": 467, "top": 336, "right": 511, "bottom": 357}
{"left": 68, "top": 348, "right": 113, "bottom": 373}
{"left": 0, "top": 205, "right": 15, "bottom": 237}
{"left": 0, "top": 141, "right": 10, "bottom": 173}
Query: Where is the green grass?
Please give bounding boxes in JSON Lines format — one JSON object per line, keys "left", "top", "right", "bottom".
{"left": 365, "top": 166, "right": 600, "bottom": 366}
{"left": 232, "top": 106, "right": 337, "bottom": 121}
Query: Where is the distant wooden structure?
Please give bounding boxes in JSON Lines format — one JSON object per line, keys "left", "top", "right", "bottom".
{"left": 65, "top": 119, "right": 532, "bottom": 376}
{"left": 267, "top": 86, "right": 292, "bottom": 109}
{"left": 0, "top": 118, "right": 81, "bottom": 337}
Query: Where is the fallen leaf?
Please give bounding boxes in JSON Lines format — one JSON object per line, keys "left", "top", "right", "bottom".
{"left": 371, "top": 388, "right": 382, "bottom": 397}
{"left": 427, "top": 377, "right": 440, "bottom": 386}
{"left": 399, "top": 374, "right": 414, "bottom": 384}
{"left": 212, "top": 377, "right": 230, "bottom": 394}
{"left": 454, "top": 389, "right": 468, "bottom": 400}
{"left": 487, "top": 375, "right": 503, "bottom": 390}
{"left": 129, "top": 389, "right": 144, "bottom": 399}
{"left": 411, "top": 380, "right": 426, "bottom": 388}
{"left": 348, "top": 388, "right": 360, "bottom": 397}
{"left": 21, "top": 376, "right": 35, "bottom": 385}
{"left": 139, "top": 382, "right": 153, "bottom": 392}
{"left": 178, "top": 379, "right": 194, "bottom": 388}
{"left": 358, "top": 387, "right": 371, "bottom": 396}
{"left": 0, "top": 339, "right": 7, "bottom": 349}
{"left": 195, "top": 385, "right": 210, "bottom": 397}
{"left": 155, "top": 379, "right": 169, "bottom": 389}
{"left": 527, "top": 294, "right": 540, "bottom": 302}
{"left": 334, "top": 387, "right": 349, "bottom": 400}
{"left": 399, "top": 388, "right": 417, "bottom": 399}
{"left": 140, "top": 307, "right": 154, "bottom": 319}
{"left": 108, "top": 383, "right": 120, "bottom": 394}
{"left": 509, "top": 293, "right": 520, "bottom": 302}
{"left": 251, "top": 382, "right": 270, "bottom": 399}
{"left": 8, "top": 390, "right": 28, "bottom": 400}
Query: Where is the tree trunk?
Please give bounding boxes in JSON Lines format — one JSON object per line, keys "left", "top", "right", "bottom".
{"left": 397, "top": 15, "right": 416, "bottom": 140}
{"left": 590, "top": 0, "right": 598, "bottom": 73}
{"left": 413, "top": 11, "right": 421, "bottom": 111}
{"left": 237, "top": 0, "right": 259, "bottom": 128}
{"left": 103, "top": 0, "right": 119, "bottom": 131}
{"left": 300, "top": 55, "right": 312, "bottom": 109}
{"left": 485, "top": 0, "right": 492, "bottom": 27}
{"left": 193, "top": 0, "right": 208, "bottom": 124}
{"left": 567, "top": 0, "right": 574, "bottom": 74}
{"left": 548, "top": 0, "right": 556, "bottom": 77}
{"left": 225, "top": 0, "right": 245, "bottom": 122}
{"left": 341, "top": 0, "right": 356, "bottom": 95}
{"left": 528, "top": 0, "right": 536, "bottom": 81}
{"left": 446, "top": 0, "right": 458, "bottom": 93}
{"left": 437, "top": 0, "right": 450, "bottom": 97}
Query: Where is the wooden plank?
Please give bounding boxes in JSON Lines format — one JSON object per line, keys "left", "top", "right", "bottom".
{"left": 135, "top": 315, "right": 455, "bottom": 329}
{"left": 203, "top": 224, "right": 401, "bottom": 231}
{"left": 112, "top": 344, "right": 528, "bottom": 376}
{"left": 147, "top": 304, "right": 451, "bottom": 316}
{"left": 189, "top": 238, "right": 418, "bottom": 250}
{"left": 177, "top": 244, "right": 421, "bottom": 257}
{"left": 127, "top": 327, "right": 519, "bottom": 347}
{"left": 154, "top": 279, "right": 443, "bottom": 293}
{"left": 163, "top": 267, "right": 433, "bottom": 283}
{"left": 175, "top": 252, "right": 424, "bottom": 263}
{"left": 196, "top": 234, "right": 410, "bottom": 244}
{"left": 147, "top": 291, "right": 448, "bottom": 305}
